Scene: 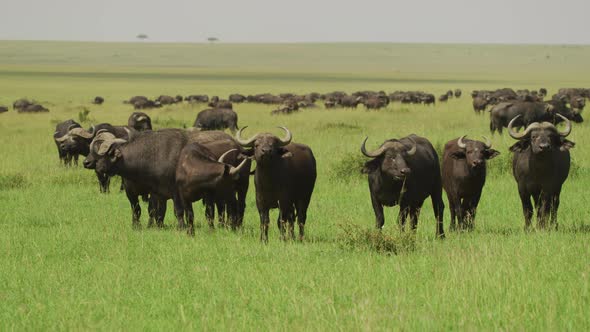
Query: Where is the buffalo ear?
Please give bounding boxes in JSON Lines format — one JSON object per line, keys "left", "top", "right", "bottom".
{"left": 451, "top": 151, "right": 466, "bottom": 159}
{"left": 279, "top": 148, "right": 293, "bottom": 159}
{"left": 485, "top": 149, "right": 500, "bottom": 159}
{"left": 109, "top": 148, "right": 122, "bottom": 162}
{"left": 361, "top": 159, "right": 379, "bottom": 174}
{"left": 560, "top": 139, "right": 575, "bottom": 151}
{"left": 509, "top": 141, "right": 527, "bottom": 153}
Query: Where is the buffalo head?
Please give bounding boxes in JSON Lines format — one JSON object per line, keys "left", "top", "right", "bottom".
{"left": 509, "top": 114, "right": 574, "bottom": 154}
{"left": 236, "top": 126, "right": 292, "bottom": 163}
{"left": 361, "top": 137, "right": 416, "bottom": 180}
{"left": 54, "top": 125, "right": 94, "bottom": 152}
{"left": 84, "top": 130, "right": 127, "bottom": 174}
{"left": 453, "top": 135, "right": 499, "bottom": 168}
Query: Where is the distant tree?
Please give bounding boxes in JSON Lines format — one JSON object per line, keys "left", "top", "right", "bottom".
{"left": 137, "top": 34, "right": 149, "bottom": 41}
{"left": 207, "top": 37, "right": 219, "bottom": 44}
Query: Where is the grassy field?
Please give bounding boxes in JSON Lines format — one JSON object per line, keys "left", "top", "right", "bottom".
{"left": 0, "top": 41, "right": 589, "bottom": 330}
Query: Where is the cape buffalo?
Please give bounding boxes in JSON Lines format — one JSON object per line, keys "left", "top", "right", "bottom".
{"left": 442, "top": 136, "right": 499, "bottom": 231}
{"left": 194, "top": 108, "right": 238, "bottom": 133}
{"left": 361, "top": 135, "right": 445, "bottom": 238}
{"left": 128, "top": 112, "right": 152, "bottom": 131}
{"left": 229, "top": 94, "right": 246, "bottom": 103}
{"left": 19, "top": 104, "right": 48, "bottom": 113}
{"left": 54, "top": 119, "right": 82, "bottom": 166}
{"left": 489, "top": 99, "right": 582, "bottom": 134}
{"left": 236, "top": 127, "right": 316, "bottom": 242}
{"left": 508, "top": 114, "right": 574, "bottom": 230}
{"left": 0, "top": 106, "right": 7, "bottom": 113}
{"left": 176, "top": 145, "right": 249, "bottom": 235}
{"left": 13, "top": 98, "right": 32, "bottom": 111}
{"left": 92, "top": 96, "right": 104, "bottom": 105}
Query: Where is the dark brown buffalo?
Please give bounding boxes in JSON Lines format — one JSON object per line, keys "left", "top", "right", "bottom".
{"left": 0, "top": 106, "right": 8, "bottom": 113}
{"left": 13, "top": 98, "right": 33, "bottom": 111}
{"left": 361, "top": 96, "right": 389, "bottom": 110}
{"left": 229, "top": 94, "right": 246, "bottom": 103}
{"left": 209, "top": 100, "right": 233, "bottom": 109}
{"left": 53, "top": 119, "right": 82, "bottom": 166}
{"left": 156, "top": 95, "right": 177, "bottom": 105}
{"left": 185, "top": 95, "right": 209, "bottom": 103}
{"left": 446, "top": 90, "right": 454, "bottom": 98}
{"left": 439, "top": 94, "right": 449, "bottom": 102}
{"left": 361, "top": 135, "right": 445, "bottom": 238}
{"left": 489, "top": 99, "right": 582, "bottom": 134}
{"left": 339, "top": 96, "right": 362, "bottom": 109}
{"left": 324, "top": 99, "right": 336, "bottom": 109}
{"left": 92, "top": 96, "right": 104, "bottom": 105}
{"left": 133, "top": 99, "right": 161, "bottom": 110}
{"left": 421, "top": 94, "right": 436, "bottom": 105}
{"left": 236, "top": 127, "right": 316, "bottom": 242}
{"left": 454, "top": 89, "right": 462, "bottom": 98}
{"left": 539, "top": 88, "right": 548, "bottom": 97}
{"left": 176, "top": 145, "right": 249, "bottom": 234}
{"left": 19, "top": 104, "right": 49, "bottom": 113}
{"left": 194, "top": 108, "right": 238, "bottom": 133}
{"left": 508, "top": 114, "right": 574, "bottom": 230}
{"left": 442, "top": 136, "right": 499, "bottom": 231}
{"left": 128, "top": 112, "right": 152, "bottom": 131}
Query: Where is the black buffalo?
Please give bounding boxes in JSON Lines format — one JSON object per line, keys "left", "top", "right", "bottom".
{"left": 128, "top": 112, "right": 152, "bottom": 131}
{"left": 194, "top": 108, "right": 238, "bottom": 133}
{"left": 442, "top": 136, "right": 499, "bottom": 230}
{"left": 361, "top": 135, "right": 445, "bottom": 238}
{"left": 508, "top": 114, "right": 574, "bottom": 230}
{"left": 53, "top": 119, "right": 83, "bottom": 166}
{"left": 92, "top": 96, "right": 104, "bottom": 105}
{"left": 236, "top": 127, "right": 316, "bottom": 242}
{"left": 176, "top": 145, "right": 249, "bottom": 234}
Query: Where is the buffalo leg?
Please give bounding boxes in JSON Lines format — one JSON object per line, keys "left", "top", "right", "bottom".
{"left": 431, "top": 191, "right": 445, "bottom": 238}
{"left": 409, "top": 206, "right": 422, "bottom": 231}
{"left": 398, "top": 206, "right": 409, "bottom": 232}
{"left": 125, "top": 192, "right": 141, "bottom": 229}
{"left": 295, "top": 199, "right": 310, "bottom": 241}
{"left": 447, "top": 195, "right": 458, "bottom": 231}
{"left": 550, "top": 194, "right": 560, "bottom": 230}
{"left": 147, "top": 196, "right": 157, "bottom": 228}
{"left": 519, "top": 189, "right": 533, "bottom": 231}
{"left": 537, "top": 195, "right": 551, "bottom": 230}
{"left": 259, "top": 210, "right": 270, "bottom": 243}
{"left": 203, "top": 196, "right": 215, "bottom": 228}
{"left": 225, "top": 196, "right": 238, "bottom": 230}
{"left": 172, "top": 192, "right": 186, "bottom": 231}
{"left": 156, "top": 199, "right": 167, "bottom": 227}
{"left": 215, "top": 199, "right": 226, "bottom": 227}
{"left": 370, "top": 192, "right": 385, "bottom": 229}
{"left": 184, "top": 201, "right": 195, "bottom": 236}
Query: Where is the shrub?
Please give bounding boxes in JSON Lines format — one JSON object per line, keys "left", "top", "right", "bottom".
{"left": 337, "top": 223, "right": 416, "bottom": 255}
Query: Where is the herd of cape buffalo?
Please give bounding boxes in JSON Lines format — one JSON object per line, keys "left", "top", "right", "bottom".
{"left": 20, "top": 86, "right": 584, "bottom": 241}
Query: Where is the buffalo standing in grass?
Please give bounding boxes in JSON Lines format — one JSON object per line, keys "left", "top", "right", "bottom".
{"left": 236, "top": 127, "right": 316, "bottom": 242}
{"left": 194, "top": 108, "right": 239, "bottom": 133}
{"left": 92, "top": 96, "right": 104, "bottom": 105}
{"left": 54, "top": 119, "right": 83, "bottom": 166}
{"left": 0, "top": 106, "right": 7, "bottom": 113}
{"left": 176, "top": 145, "right": 249, "bottom": 235}
{"left": 442, "top": 136, "right": 499, "bottom": 231}
{"left": 508, "top": 114, "right": 574, "bottom": 230}
{"left": 361, "top": 135, "right": 445, "bottom": 238}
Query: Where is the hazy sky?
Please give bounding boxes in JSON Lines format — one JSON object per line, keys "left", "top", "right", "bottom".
{"left": 1, "top": 0, "right": 589, "bottom": 44}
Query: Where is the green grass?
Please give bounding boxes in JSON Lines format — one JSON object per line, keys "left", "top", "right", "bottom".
{"left": 0, "top": 41, "right": 589, "bottom": 330}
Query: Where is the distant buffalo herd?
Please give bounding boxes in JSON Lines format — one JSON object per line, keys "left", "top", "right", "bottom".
{"left": 45, "top": 86, "right": 585, "bottom": 240}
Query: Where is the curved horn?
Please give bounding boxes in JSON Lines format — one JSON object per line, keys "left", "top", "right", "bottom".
{"left": 360, "top": 137, "right": 387, "bottom": 158}
{"left": 235, "top": 126, "right": 257, "bottom": 147}
{"left": 67, "top": 124, "right": 78, "bottom": 131}
{"left": 69, "top": 127, "right": 94, "bottom": 139}
{"left": 508, "top": 115, "right": 540, "bottom": 140}
{"left": 406, "top": 136, "right": 417, "bottom": 156}
{"left": 277, "top": 126, "right": 292, "bottom": 146}
{"left": 218, "top": 149, "right": 237, "bottom": 164}
{"left": 556, "top": 114, "right": 572, "bottom": 137}
{"left": 54, "top": 134, "right": 70, "bottom": 142}
{"left": 457, "top": 135, "right": 467, "bottom": 148}
{"left": 228, "top": 158, "right": 249, "bottom": 177}
{"left": 482, "top": 136, "right": 492, "bottom": 149}
{"left": 97, "top": 138, "right": 127, "bottom": 156}
{"left": 137, "top": 115, "right": 147, "bottom": 121}
{"left": 88, "top": 125, "right": 95, "bottom": 135}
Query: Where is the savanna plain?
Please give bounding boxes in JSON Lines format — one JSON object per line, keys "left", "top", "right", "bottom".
{"left": 0, "top": 41, "right": 589, "bottom": 330}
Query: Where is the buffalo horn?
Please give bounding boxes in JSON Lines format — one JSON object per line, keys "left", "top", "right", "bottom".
{"left": 235, "top": 126, "right": 258, "bottom": 147}
{"left": 457, "top": 135, "right": 467, "bottom": 149}
{"left": 361, "top": 137, "right": 387, "bottom": 158}
{"left": 482, "top": 136, "right": 492, "bottom": 149}
{"left": 406, "top": 137, "right": 417, "bottom": 155}
{"left": 277, "top": 126, "right": 292, "bottom": 146}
